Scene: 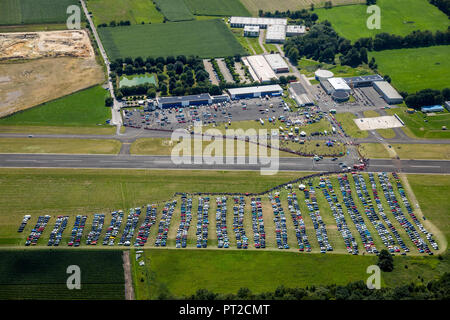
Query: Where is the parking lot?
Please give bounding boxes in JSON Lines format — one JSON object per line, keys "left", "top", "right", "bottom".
{"left": 19, "top": 173, "right": 439, "bottom": 255}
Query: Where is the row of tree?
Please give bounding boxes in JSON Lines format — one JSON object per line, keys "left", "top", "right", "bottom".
{"left": 429, "top": 0, "right": 450, "bottom": 16}
{"left": 97, "top": 20, "right": 131, "bottom": 28}
{"left": 403, "top": 88, "right": 450, "bottom": 109}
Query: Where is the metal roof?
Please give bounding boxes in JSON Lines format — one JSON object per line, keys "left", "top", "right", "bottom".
{"left": 373, "top": 81, "right": 403, "bottom": 99}
{"left": 264, "top": 54, "right": 289, "bottom": 71}
{"left": 227, "top": 85, "right": 283, "bottom": 96}
{"left": 158, "top": 93, "right": 211, "bottom": 104}
{"left": 286, "top": 25, "right": 306, "bottom": 34}
{"left": 266, "top": 24, "right": 286, "bottom": 41}
{"left": 343, "top": 74, "right": 383, "bottom": 85}
{"left": 245, "top": 55, "right": 277, "bottom": 82}
{"left": 230, "top": 16, "right": 287, "bottom": 26}
{"left": 328, "top": 77, "right": 351, "bottom": 91}
{"left": 244, "top": 25, "right": 259, "bottom": 32}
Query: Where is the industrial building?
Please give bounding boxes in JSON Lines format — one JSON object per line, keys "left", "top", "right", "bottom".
{"left": 328, "top": 77, "right": 351, "bottom": 93}
{"left": 286, "top": 25, "right": 306, "bottom": 36}
{"left": 227, "top": 85, "right": 283, "bottom": 99}
{"left": 343, "top": 75, "right": 383, "bottom": 88}
{"left": 244, "top": 25, "right": 259, "bottom": 37}
{"left": 315, "top": 69, "right": 334, "bottom": 81}
{"left": 211, "top": 94, "right": 230, "bottom": 104}
{"left": 264, "top": 54, "right": 289, "bottom": 73}
{"left": 243, "top": 55, "right": 277, "bottom": 83}
{"left": 265, "top": 24, "right": 286, "bottom": 43}
{"left": 373, "top": 81, "right": 403, "bottom": 104}
{"left": 229, "top": 16, "right": 287, "bottom": 29}
{"left": 157, "top": 93, "right": 212, "bottom": 108}
{"left": 331, "top": 91, "right": 350, "bottom": 103}
{"left": 289, "top": 82, "right": 314, "bottom": 107}
{"left": 421, "top": 105, "right": 445, "bottom": 113}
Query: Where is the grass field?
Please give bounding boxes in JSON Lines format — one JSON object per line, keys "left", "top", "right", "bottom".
{"left": 296, "top": 58, "right": 373, "bottom": 78}
{"left": 0, "top": 0, "right": 82, "bottom": 25}
{"left": 316, "top": 0, "right": 450, "bottom": 41}
{"left": 334, "top": 113, "right": 369, "bottom": 138}
{"left": 0, "top": 23, "right": 67, "bottom": 32}
{"left": 362, "top": 110, "right": 396, "bottom": 138}
{"left": 184, "top": 0, "right": 250, "bottom": 16}
{"left": 387, "top": 108, "right": 450, "bottom": 139}
{"left": 369, "top": 46, "right": 450, "bottom": 93}
{"left": 153, "top": 0, "right": 194, "bottom": 22}
{"left": 230, "top": 27, "right": 264, "bottom": 55}
{"left": 359, "top": 143, "right": 450, "bottom": 160}
{"left": 99, "top": 19, "right": 246, "bottom": 60}
{"left": 240, "top": 0, "right": 364, "bottom": 16}
{"left": 87, "top": 0, "right": 164, "bottom": 25}
{"left": 0, "top": 250, "right": 124, "bottom": 299}
{"left": 0, "top": 125, "right": 117, "bottom": 135}
{"left": 0, "top": 85, "right": 112, "bottom": 128}
{"left": 0, "top": 138, "right": 121, "bottom": 154}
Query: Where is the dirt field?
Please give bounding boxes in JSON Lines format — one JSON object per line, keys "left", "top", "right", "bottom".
{"left": 240, "top": 0, "right": 364, "bottom": 15}
{"left": 0, "top": 30, "right": 104, "bottom": 117}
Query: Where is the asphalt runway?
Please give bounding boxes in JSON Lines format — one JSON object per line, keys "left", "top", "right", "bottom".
{"left": 0, "top": 154, "right": 448, "bottom": 174}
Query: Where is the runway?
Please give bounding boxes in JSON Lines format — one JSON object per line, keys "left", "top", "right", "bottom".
{"left": 0, "top": 154, "right": 449, "bottom": 174}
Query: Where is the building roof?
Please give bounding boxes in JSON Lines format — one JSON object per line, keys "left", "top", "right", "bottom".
{"left": 266, "top": 24, "right": 286, "bottom": 41}
{"left": 421, "top": 105, "right": 444, "bottom": 111}
{"left": 289, "top": 82, "right": 313, "bottom": 106}
{"left": 290, "top": 82, "right": 307, "bottom": 95}
{"left": 158, "top": 93, "right": 211, "bottom": 104}
{"left": 286, "top": 25, "right": 306, "bottom": 34}
{"left": 245, "top": 55, "right": 277, "bottom": 82}
{"left": 244, "top": 25, "right": 259, "bottom": 32}
{"left": 227, "top": 85, "right": 283, "bottom": 96}
{"left": 343, "top": 74, "right": 383, "bottom": 86}
{"left": 320, "top": 79, "right": 334, "bottom": 93}
{"left": 328, "top": 77, "right": 351, "bottom": 91}
{"left": 264, "top": 54, "right": 289, "bottom": 71}
{"left": 230, "top": 16, "right": 287, "bottom": 26}
{"left": 314, "top": 69, "right": 334, "bottom": 79}
{"left": 373, "top": 81, "right": 403, "bottom": 100}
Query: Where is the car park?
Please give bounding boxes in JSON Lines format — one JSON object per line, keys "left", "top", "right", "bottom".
{"left": 25, "top": 215, "right": 50, "bottom": 246}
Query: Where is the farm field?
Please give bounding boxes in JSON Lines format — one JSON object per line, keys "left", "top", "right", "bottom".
{"left": 240, "top": 0, "right": 364, "bottom": 16}
{"left": 369, "top": 46, "right": 450, "bottom": 93}
{"left": 184, "top": 0, "right": 251, "bottom": 17}
{"left": 387, "top": 108, "right": 450, "bottom": 139}
{"left": 316, "top": 0, "right": 450, "bottom": 41}
{"left": 0, "top": 138, "right": 121, "bottom": 155}
{"left": 153, "top": 0, "right": 194, "bottom": 22}
{"left": 0, "top": 0, "right": 82, "bottom": 25}
{"left": 0, "top": 85, "right": 111, "bottom": 128}
{"left": 0, "top": 23, "right": 67, "bottom": 32}
{"left": 87, "top": 0, "right": 164, "bottom": 25}
{"left": 333, "top": 113, "right": 369, "bottom": 138}
{"left": 359, "top": 143, "right": 450, "bottom": 160}
{"left": 98, "top": 19, "right": 246, "bottom": 60}
{"left": 0, "top": 250, "right": 124, "bottom": 299}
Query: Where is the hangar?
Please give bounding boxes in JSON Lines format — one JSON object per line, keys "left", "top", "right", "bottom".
{"left": 265, "top": 24, "right": 286, "bottom": 43}
{"left": 157, "top": 93, "right": 212, "bottom": 108}
{"left": 373, "top": 81, "right": 403, "bottom": 104}
{"left": 289, "top": 82, "right": 314, "bottom": 106}
{"left": 328, "top": 78, "right": 351, "bottom": 93}
{"left": 264, "top": 54, "right": 289, "bottom": 73}
{"left": 229, "top": 17, "right": 287, "bottom": 29}
{"left": 243, "top": 55, "right": 277, "bottom": 82}
{"left": 227, "top": 85, "right": 283, "bottom": 99}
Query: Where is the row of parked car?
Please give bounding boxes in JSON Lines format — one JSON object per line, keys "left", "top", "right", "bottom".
{"left": 155, "top": 200, "right": 177, "bottom": 247}
{"left": 392, "top": 173, "right": 438, "bottom": 251}
{"left": 135, "top": 204, "right": 157, "bottom": 247}
{"left": 233, "top": 197, "right": 248, "bottom": 249}
{"left": 303, "top": 186, "right": 333, "bottom": 253}
{"left": 68, "top": 215, "right": 87, "bottom": 247}
{"left": 378, "top": 173, "right": 433, "bottom": 254}
{"left": 47, "top": 215, "right": 69, "bottom": 246}
{"left": 287, "top": 190, "right": 311, "bottom": 252}
{"left": 337, "top": 175, "right": 377, "bottom": 254}
{"left": 17, "top": 215, "right": 31, "bottom": 233}
{"left": 352, "top": 173, "right": 399, "bottom": 253}
{"left": 216, "top": 196, "right": 229, "bottom": 248}
{"left": 250, "top": 197, "right": 266, "bottom": 249}
{"left": 176, "top": 195, "right": 192, "bottom": 248}
{"left": 196, "top": 197, "right": 210, "bottom": 248}
{"left": 319, "top": 178, "right": 357, "bottom": 255}
{"left": 25, "top": 215, "right": 50, "bottom": 246}
{"left": 368, "top": 173, "right": 409, "bottom": 253}
{"left": 86, "top": 214, "right": 105, "bottom": 245}
{"left": 269, "top": 193, "right": 289, "bottom": 250}
{"left": 119, "top": 208, "right": 141, "bottom": 246}
{"left": 103, "top": 211, "right": 124, "bottom": 246}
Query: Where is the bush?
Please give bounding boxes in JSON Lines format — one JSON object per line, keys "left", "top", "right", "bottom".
{"left": 377, "top": 249, "right": 394, "bottom": 272}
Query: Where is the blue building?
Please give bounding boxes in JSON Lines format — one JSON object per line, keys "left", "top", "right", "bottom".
{"left": 421, "top": 105, "right": 444, "bottom": 113}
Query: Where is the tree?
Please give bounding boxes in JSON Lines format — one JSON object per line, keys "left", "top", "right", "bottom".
{"left": 366, "top": 0, "right": 377, "bottom": 5}
{"left": 310, "top": 3, "right": 315, "bottom": 11}
{"left": 116, "top": 91, "right": 123, "bottom": 100}
{"left": 287, "top": 47, "right": 299, "bottom": 64}
{"left": 105, "top": 97, "right": 113, "bottom": 107}
{"left": 359, "top": 47, "right": 368, "bottom": 64}
{"left": 377, "top": 249, "right": 394, "bottom": 272}
{"left": 147, "top": 88, "right": 156, "bottom": 98}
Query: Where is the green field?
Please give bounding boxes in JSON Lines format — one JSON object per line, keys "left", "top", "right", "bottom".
{"left": 369, "top": 46, "right": 450, "bottom": 93}
{"left": 153, "top": 0, "right": 194, "bottom": 22}
{"left": 0, "top": 250, "right": 124, "bottom": 299}
{"left": 0, "top": 0, "right": 81, "bottom": 25}
{"left": 0, "top": 138, "right": 121, "bottom": 154}
{"left": 0, "top": 86, "right": 112, "bottom": 128}
{"left": 359, "top": 143, "right": 450, "bottom": 159}
{"left": 99, "top": 19, "right": 246, "bottom": 59}
{"left": 334, "top": 113, "right": 369, "bottom": 138}
{"left": 87, "top": 0, "right": 164, "bottom": 25}
{"left": 184, "top": 0, "right": 250, "bottom": 16}
{"left": 296, "top": 58, "right": 374, "bottom": 78}
{"left": 316, "top": 0, "right": 450, "bottom": 41}
{"left": 387, "top": 108, "right": 450, "bottom": 139}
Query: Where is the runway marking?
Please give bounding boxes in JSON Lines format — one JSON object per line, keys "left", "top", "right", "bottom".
{"left": 53, "top": 160, "right": 83, "bottom": 162}
{"left": 410, "top": 165, "right": 440, "bottom": 168}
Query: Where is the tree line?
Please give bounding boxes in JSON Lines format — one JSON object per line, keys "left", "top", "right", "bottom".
{"left": 429, "top": 0, "right": 450, "bottom": 16}
{"left": 403, "top": 88, "right": 450, "bottom": 109}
